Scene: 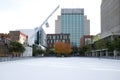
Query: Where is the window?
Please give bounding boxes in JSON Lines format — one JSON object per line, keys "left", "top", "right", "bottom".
{"left": 47, "top": 40, "right": 49, "bottom": 43}
{"left": 49, "top": 36, "right": 51, "bottom": 39}
{"left": 53, "top": 36, "right": 55, "bottom": 39}
{"left": 57, "top": 36, "right": 59, "bottom": 39}
{"left": 51, "top": 40, "right": 52, "bottom": 43}
{"left": 60, "top": 35, "right": 62, "bottom": 39}
{"left": 62, "top": 40, "right": 65, "bottom": 43}
{"left": 85, "top": 38, "right": 91, "bottom": 45}
{"left": 56, "top": 40, "right": 58, "bottom": 42}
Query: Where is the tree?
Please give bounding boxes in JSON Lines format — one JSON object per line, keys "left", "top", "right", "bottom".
{"left": 95, "top": 39, "right": 106, "bottom": 50}
{"left": 8, "top": 41, "right": 25, "bottom": 56}
{"left": 79, "top": 44, "right": 91, "bottom": 56}
{"left": 105, "top": 39, "right": 114, "bottom": 51}
{"left": 54, "top": 41, "right": 64, "bottom": 54}
{"left": 113, "top": 37, "right": 120, "bottom": 51}
{"left": 85, "top": 44, "right": 92, "bottom": 52}
{"left": 64, "top": 43, "right": 72, "bottom": 55}
{"left": 32, "top": 45, "right": 46, "bottom": 57}
{"left": 105, "top": 37, "right": 120, "bottom": 52}
{"left": 72, "top": 47, "right": 79, "bottom": 55}
{"left": 54, "top": 41, "right": 72, "bottom": 56}
{"left": 45, "top": 48, "right": 55, "bottom": 56}
{"left": 79, "top": 46, "right": 88, "bottom": 56}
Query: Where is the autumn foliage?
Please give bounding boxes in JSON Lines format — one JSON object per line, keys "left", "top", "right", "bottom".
{"left": 54, "top": 41, "right": 72, "bottom": 56}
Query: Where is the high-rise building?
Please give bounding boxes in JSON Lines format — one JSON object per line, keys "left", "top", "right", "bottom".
{"left": 101, "top": 0, "right": 120, "bottom": 38}
{"left": 84, "top": 15, "right": 90, "bottom": 35}
{"left": 55, "top": 15, "right": 90, "bottom": 35}
{"left": 55, "top": 16, "right": 61, "bottom": 34}
{"left": 55, "top": 8, "right": 90, "bottom": 47}
{"left": 61, "top": 8, "right": 84, "bottom": 47}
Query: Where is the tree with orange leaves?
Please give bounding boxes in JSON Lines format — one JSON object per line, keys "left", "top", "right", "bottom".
{"left": 54, "top": 41, "right": 72, "bottom": 56}
{"left": 64, "top": 43, "right": 72, "bottom": 54}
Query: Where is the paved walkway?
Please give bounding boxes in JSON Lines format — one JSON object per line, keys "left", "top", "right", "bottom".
{"left": 0, "top": 57, "right": 120, "bottom": 80}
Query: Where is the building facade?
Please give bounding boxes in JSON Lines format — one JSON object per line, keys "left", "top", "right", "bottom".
{"left": 101, "top": 0, "right": 120, "bottom": 38}
{"left": 9, "top": 31, "right": 28, "bottom": 45}
{"left": 80, "top": 35, "right": 94, "bottom": 47}
{"left": 84, "top": 16, "right": 90, "bottom": 35}
{"left": 18, "top": 29, "right": 35, "bottom": 46}
{"left": 47, "top": 34, "right": 70, "bottom": 49}
{"left": 61, "top": 8, "right": 84, "bottom": 47}
{"left": 55, "top": 16, "right": 61, "bottom": 34}
{"left": 34, "top": 27, "right": 47, "bottom": 47}
{"left": 0, "top": 33, "right": 10, "bottom": 56}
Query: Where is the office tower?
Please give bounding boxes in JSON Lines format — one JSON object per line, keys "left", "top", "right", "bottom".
{"left": 101, "top": 0, "right": 120, "bottom": 38}
{"left": 61, "top": 8, "right": 84, "bottom": 47}
{"left": 55, "top": 16, "right": 61, "bottom": 34}
{"left": 55, "top": 15, "right": 90, "bottom": 35}
{"left": 84, "top": 15, "right": 90, "bottom": 35}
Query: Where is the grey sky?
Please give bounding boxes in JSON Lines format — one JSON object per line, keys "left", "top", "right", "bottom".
{"left": 0, "top": 0, "right": 102, "bottom": 35}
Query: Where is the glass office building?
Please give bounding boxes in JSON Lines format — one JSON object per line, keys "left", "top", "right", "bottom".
{"left": 34, "top": 27, "right": 46, "bottom": 47}
{"left": 61, "top": 9, "right": 84, "bottom": 47}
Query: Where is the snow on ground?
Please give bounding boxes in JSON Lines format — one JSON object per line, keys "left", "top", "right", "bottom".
{"left": 0, "top": 57, "right": 120, "bottom": 80}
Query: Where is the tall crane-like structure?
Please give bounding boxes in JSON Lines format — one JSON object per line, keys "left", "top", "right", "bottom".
{"left": 36, "top": 5, "right": 60, "bottom": 33}
{"left": 32, "top": 5, "right": 60, "bottom": 47}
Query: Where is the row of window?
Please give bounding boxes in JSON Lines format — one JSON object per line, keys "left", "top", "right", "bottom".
{"left": 47, "top": 35, "right": 69, "bottom": 39}
{"left": 47, "top": 39, "right": 70, "bottom": 44}
{"left": 47, "top": 38, "right": 83, "bottom": 48}
{"left": 61, "top": 15, "right": 84, "bottom": 22}
{"left": 62, "top": 29, "right": 84, "bottom": 32}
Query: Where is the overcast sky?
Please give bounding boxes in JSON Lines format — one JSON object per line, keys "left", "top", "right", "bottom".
{"left": 0, "top": 0, "right": 102, "bottom": 35}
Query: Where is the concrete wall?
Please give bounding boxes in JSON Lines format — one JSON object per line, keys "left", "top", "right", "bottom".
{"left": 55, "top": 16, "right": 61, "bottom": 34}
{"left": 101, "top": 0, "right": 120, "bottom": 38}
{"left": 84, "top": 16, "right": 90, "bottom": 35}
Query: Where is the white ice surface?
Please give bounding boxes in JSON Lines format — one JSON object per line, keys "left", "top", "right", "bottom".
{"left": 0, "top": 57, "right": 120, "bottom": 80}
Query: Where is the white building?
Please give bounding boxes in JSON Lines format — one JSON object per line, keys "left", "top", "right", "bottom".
{"left": 18, "top": 29, "right": 35, "bottom": 46}
{"left": 55, "top": 16, "right": 61, "bottom": 34}
{"left": 18, "top": 27, "right": 47, "bottom": 49}
{"left": 84, "top": 15, "right": 90, "bottom": 35}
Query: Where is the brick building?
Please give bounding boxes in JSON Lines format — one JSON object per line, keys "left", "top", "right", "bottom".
{"left": 0, "top": 33, "right": 10, "bottom": 56}
{"left": 9, "top": 31, "right": 28, "bottom": 45}
{"left": 0, "top": 33, "right": 9, "bottom": 38}
{"left": 80, "top": 35, "right": 94, "bottom": 47}
{"left": 0, "top": 31, "right": 28, "bottom": 57}
{"left": 47, "top": 34, "right": 70, "bottom": 49}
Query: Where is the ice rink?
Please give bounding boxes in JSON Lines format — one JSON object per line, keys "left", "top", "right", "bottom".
{"left": 0, "top": 57, "right": 120, "bottom": 80}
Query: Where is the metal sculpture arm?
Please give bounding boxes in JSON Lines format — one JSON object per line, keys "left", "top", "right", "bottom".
{"left": 35, "top": 5, "right": 60, "bottom": 33}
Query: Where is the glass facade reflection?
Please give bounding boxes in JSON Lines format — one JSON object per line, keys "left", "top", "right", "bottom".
{"left": 61, "top": 9, "right": 84, "bottom": 47}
